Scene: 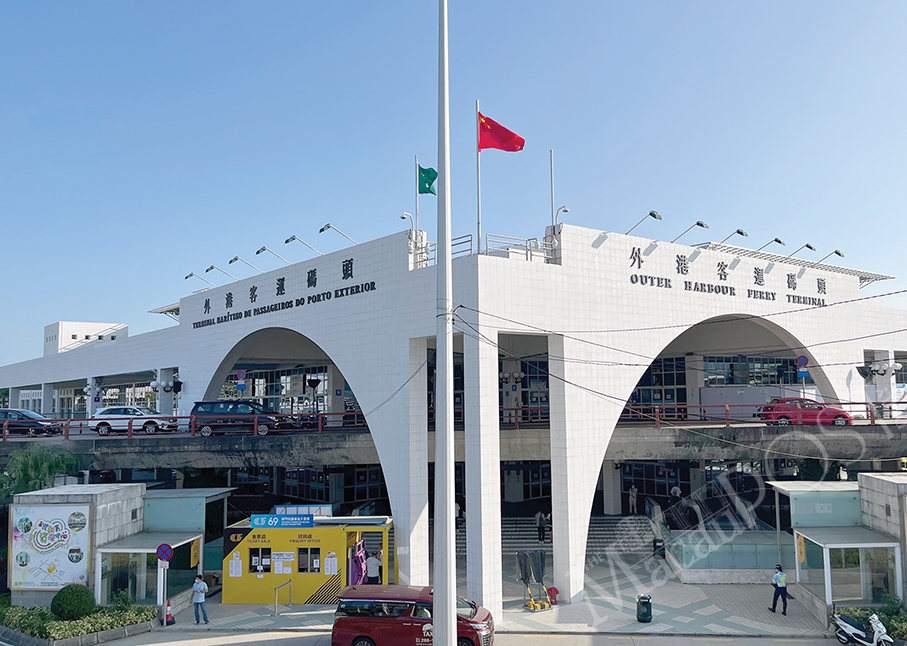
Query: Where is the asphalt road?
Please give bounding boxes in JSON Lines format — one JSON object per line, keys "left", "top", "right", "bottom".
{"left": 101, "top": 630, "right": 831, "bottom": 646}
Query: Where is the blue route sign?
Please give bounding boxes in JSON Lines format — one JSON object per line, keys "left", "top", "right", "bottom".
{"left": 251, "top": 514, "right": 314, "bottom": 529}
{"left": 798, "top": 369, "right": 810, "bottom": 379}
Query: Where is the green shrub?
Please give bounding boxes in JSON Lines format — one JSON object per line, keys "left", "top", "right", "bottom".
{"left": 110, "top": 590, "right": 132, "bottom": 612}
{"left": 45, "top": 607, "right": 157, "bottom": 640}
{"left": 3, "top": 606, "right": 54, "bottom": 639}
{"left": 50, "top": 584, "right": 96, "bottom": 620}
{"left": 0, "top": 604, "right": 157, "bottom": 640}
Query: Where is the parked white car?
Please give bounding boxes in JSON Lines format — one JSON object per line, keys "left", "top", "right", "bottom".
{"left": 91, "top": 406, "right": 178, "bottom": 434}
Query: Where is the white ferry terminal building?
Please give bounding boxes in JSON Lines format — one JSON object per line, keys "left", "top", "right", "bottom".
{"left": 1, "top": 222, "right": 906, "bottom": 618}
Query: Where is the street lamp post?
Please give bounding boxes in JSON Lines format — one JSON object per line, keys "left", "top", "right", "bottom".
{"left": 755, "top": 237, "right": 785, "bottom": 252}
{"left": 319, "top": 223, "right": 359, "bottom": 245}
{"left": 256, "top": 246, "right": 292, "bottom": 265}
{"left": 626, "top": 210, "right": 662, "bottom": 235}
{"left": 787, "top": 243, "right": 816, "bottom": 258}
{"left": 671, "top": 220, "right": 709, "bottom": 244}
{"left": 205, "top": 265, "right": 238, "bottom": 281}
{"left": 717, "top": 229, "right": 749, "bottom": 245}
{"left": 185, "top": 272, "right": 217, "bottom": 288}
{"left": 228, "top": 256, "right": 263, "bottom": 274}
{"left": 285, "top": 236, "right": 323, "bottom": 256}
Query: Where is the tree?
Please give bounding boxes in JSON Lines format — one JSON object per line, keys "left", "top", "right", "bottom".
{"left": 0, "top": 445, "right": 80, "bottom": 501}
{"left": 797, "top": 458, "right": 841, "bottom": 481}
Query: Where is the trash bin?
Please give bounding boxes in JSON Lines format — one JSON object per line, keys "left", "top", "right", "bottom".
{"left": 547, "top": 587, "right": 559, "bottom": 605}
{"left": 636, "top": 594, "right": 652, "bottom": 623}
{"left": 653, "top": 538, "right": 665, "bottom": 558}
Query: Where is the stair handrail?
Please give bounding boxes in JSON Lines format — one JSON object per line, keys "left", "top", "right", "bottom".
{"left": 273, "top": 579, "right": 292, "bottom": 615}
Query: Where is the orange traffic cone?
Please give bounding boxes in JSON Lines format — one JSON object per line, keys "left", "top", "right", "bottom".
{"left": 165, "top": 599, "right": 175, "bottom": 626}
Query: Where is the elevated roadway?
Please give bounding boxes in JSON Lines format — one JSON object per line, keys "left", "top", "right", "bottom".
{"left": 2, "top": 420, "right": 904, "bottom": 470}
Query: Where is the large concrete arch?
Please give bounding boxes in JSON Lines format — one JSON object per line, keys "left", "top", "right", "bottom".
{"left": 549, "top": 312, "right": 824, "bottom": 605}
{"left": 187, "top": 325, "right": 428, "bottom": 585}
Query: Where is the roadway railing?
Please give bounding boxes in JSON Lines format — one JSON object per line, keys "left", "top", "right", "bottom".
{"left": 3, "top": 401, "right": 904, "bottom": 441}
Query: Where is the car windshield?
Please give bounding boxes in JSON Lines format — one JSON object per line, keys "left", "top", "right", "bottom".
{"left": 137, "top": 407, "right": 160, "bottom": 415}
{"left": 20, "top": 410, "right": 48, "bottom": 420}
{"left": 456, "top": 597, "right": 476, "bottom": 619}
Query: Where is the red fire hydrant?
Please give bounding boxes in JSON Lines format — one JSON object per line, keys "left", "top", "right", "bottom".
{"left": 547, "top": 587, "right": 559, "bottom": 605}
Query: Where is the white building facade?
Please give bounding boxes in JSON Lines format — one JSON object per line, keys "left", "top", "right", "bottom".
{"left": 1, "top": 223, "right": 906, "bottom": 619}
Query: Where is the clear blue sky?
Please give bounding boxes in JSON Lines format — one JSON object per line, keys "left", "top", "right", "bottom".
{"left": 1, "top": 1, "right": 905, "bottom": 365}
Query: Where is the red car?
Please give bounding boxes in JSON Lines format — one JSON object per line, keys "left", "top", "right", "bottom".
{"left": 332, "top": 585, "right": 494, "bottom": 646}
{"left": 755, "top": 397, "right": 852, "bottom": 426}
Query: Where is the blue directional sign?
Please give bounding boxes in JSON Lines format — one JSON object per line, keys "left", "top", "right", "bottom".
{"left": 798, "top": 369, "right": 810, "bottom": 379}
{"left": 236, "top": 383, "right": 247, "bottom": 391}
{"left": 251, "top": 514, "right": 314, "bottom": 529}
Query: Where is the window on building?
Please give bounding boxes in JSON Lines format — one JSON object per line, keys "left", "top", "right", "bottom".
{"left": 72, "top": 335, "right": 77, "bottom": 340}
{"left": 249, "top": 547, "right": 271, "bottom": 573}
{"left": 111, "top": 335, "right": 117, "bottom": 340}
{"left": 297, "top": 547, "right": 321, "bottom": 573}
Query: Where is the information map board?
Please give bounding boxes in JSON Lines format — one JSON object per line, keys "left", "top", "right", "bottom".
{"left": 10, "top": 505, "right": 91, "bottom": 590}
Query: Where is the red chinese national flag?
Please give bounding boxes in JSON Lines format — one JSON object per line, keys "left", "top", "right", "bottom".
{"left": 478, "top": 112, "right": 525, "bottom": 152}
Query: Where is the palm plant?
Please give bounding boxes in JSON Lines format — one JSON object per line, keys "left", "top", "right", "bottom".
{"left": 0, "top": 445, "right": 80, "bottom": 501}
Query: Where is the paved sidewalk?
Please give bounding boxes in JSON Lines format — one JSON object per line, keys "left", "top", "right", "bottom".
{"left": 170, "top": 553, "right": 827, "bottom": 637}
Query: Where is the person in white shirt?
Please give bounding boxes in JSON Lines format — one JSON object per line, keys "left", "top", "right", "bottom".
{"left": 193, "top": 574, "right": 209, "bottom": 624}
{"left": 629, "top": 483, "right": 639, "bottom": 514}
{"left": 365, "top": 550, "right": 382, "bottom": 584}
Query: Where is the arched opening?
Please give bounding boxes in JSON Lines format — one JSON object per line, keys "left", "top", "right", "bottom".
{"left": 204, "top": 327, "right": 392, "bottom": 524}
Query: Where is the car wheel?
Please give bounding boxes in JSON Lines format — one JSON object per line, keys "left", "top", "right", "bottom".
{"left": 457, "top": 639, "right": 474, "bottom": 646}
{"left": 351, "top": 638, "right": 375, "bottom": 646}
{"left": 775, "top": 416, "right": 791, "bottom": 426}
{"left": 28, "top": 427, "right": 38, "bottom": 438}
{"left": 97, "top": 424, "right": 111, "bottom": 435}
{"left": 256, "top": 424, "right": 269, "bottom": 436}
{"left": 143, "top": 422, "right": 157, "bottom": 434}
{"left": 200, "top": 425, "right": 214, "bottom": 438}
{"left": 833, "top": 415, "right": 849, "bottom": 426}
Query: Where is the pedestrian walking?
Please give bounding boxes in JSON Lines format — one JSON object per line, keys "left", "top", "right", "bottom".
{"left": 629, "top": 483, "right": 638, "bottom": 514}
{"left": 193, "top": 574, "right": 209, "bottom": 624}
{"left": 768, "top": 564, "right": 787, "bottom": 615}
{"left": 535, "top": 510, "right": 547, "bottom": 542}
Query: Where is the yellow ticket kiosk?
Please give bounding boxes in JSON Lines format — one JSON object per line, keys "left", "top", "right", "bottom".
{"left": 221, "top": 515, "right": 394, "bottom": 605}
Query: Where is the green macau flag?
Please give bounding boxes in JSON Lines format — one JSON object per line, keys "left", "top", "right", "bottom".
{"left": 418, "top": 165, "right": 438, "bottom": 195}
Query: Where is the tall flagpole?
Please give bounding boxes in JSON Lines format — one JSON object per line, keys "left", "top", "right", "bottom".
{"left": 476, "top": 99, "right": 482, "bottom": 255}
{"left": 415, "top": 155, "right": 420, "bottom": 236}
{"left": 435, "top": 0, "right": 456, "bottom": 644}
{"left": 550, "top": 149, "right": 555, "bottom": 227}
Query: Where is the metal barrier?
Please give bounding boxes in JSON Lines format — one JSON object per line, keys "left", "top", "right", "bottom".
{"left": 273, "top": 579, "right": 292, "bottom": 616}
{"left": 485, "top": 234, "right": 555, "bottom": 261}
{"left": 1, "top": 400, "right": 903, "bottom": 442}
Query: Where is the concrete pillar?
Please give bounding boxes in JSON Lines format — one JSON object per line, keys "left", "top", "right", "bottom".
{"left": 41, "top": 383, "right": 55, "bottom": 417}
{"left": 86, "top": 378, "right": 101, "bottom": 418}
{"left": 601, "top": 460, "right": 622, "bottom": 515}
{"left": 873, "top": 350, "right": 896, "bottom": 404}
{"left": 156, "top": 368, "right": 175, "bottom": 415}
{"left": 8, "top": 387, "right": 20, "bottom": 409}
{"left": 390, "top": 337, "right": 430, "bottom": 586}
{"left": 326, "top": 365, "right": 345, "bottom": 425}
{"left": 685, "top": 355, "right": 704, "bottom": 408}
{"left": 549, "top": 334, "right": 610, "bottom": 604}
{"left": 463, "top": 326, "right": 503, "bottom": 621}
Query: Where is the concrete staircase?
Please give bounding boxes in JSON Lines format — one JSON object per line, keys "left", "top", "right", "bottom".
{"left": 455, "top": 515, "right": 655, "bottom": 561}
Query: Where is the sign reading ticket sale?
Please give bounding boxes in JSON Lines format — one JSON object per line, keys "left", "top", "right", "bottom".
{"left": 10, "top": 505, "right": 91, "bottom": 590}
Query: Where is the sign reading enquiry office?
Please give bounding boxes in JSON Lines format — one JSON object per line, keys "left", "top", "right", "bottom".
{"left": 10, "top": 505, "right": 90, "bottom": 590}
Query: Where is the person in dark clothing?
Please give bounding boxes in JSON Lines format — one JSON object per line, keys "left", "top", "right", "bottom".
{"left": 768, "top": 564, "right": 787, "bottom": 615}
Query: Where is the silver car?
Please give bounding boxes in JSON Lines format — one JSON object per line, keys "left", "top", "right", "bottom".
{"left": 92, "top": 406, "right": 178, "bottom": 434}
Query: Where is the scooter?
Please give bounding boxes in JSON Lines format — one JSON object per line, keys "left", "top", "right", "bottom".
{"left": 832, "top": 612, "right": 893, "bottom": 646}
